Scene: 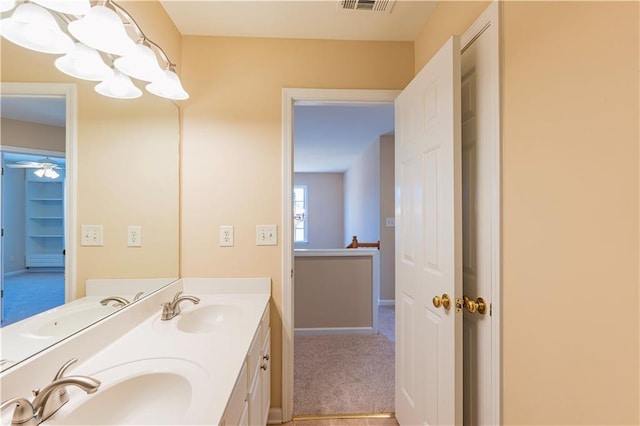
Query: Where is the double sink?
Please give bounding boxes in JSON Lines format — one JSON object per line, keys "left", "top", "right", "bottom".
{"left": 0, "top": 278, "right": 271, "bottom": 425}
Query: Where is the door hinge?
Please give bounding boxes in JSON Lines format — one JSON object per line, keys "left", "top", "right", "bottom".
{"left": 1, "top": 228, "right": 3, "bottom": 237}
{"left": 490, "top": 303, "right": 493, "bottom": 316}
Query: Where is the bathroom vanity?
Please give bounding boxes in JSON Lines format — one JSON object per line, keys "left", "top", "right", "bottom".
{"left": 0, "top": 278, "right": 271, "bottom": 425}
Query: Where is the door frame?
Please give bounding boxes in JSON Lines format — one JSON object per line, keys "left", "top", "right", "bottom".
{"left": 280, "top": 2, "right": 501, "bottom": 421}
{"left": 1, "top": 82, "right": 78, "bottom": 304}
{"left": 281, "top": 88, "right": 399, "bottom": 421}
{"left": 460, "top": 2, "right": 502, "bottom": 423}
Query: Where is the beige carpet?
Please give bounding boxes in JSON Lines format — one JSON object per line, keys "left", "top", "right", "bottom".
{"left": 293, "top": 333, "right": 395, "bottom": 416}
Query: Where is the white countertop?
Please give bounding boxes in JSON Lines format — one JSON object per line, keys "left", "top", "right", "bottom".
{"left": 1, "top": 278, "right": 271, "bottom": 426}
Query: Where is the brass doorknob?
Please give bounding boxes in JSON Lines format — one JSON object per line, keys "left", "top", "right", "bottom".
{"left": 463, "top": 295, "right": 487, "bottom": 315}
{"left": 432, "top": 294, "right": 451, "bottom": 310}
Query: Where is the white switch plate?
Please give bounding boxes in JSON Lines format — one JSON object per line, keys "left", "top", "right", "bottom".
{"left": 385, "top": 217, "right": 395, "bottom": 227}
{"left": 256, "top": 225, "right": 277, "bottom": 246}
{"left": 220, "top": 225, "right": 234, "bottom": 247}
{"left": 127, "top": 225, "right": 142, "bottom": 247}
{"left": 81, "top": 225, "right": 103, "bottom": 246}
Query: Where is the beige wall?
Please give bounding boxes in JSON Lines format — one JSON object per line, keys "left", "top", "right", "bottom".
{"left": 420, "top": 0, "right": 639, "bottom": 423}
{"left": 416, "top": 1, "right": 639, "bottom": 423}
{"left": 180, "top": 35, "right": 414, "bottom": 408}
{"left": 0, "top": 0, "right": 182, "bottom": 296}
{"left": 501, "top": 2, "right": 639, "bottom": 423}
{"left": 1, "top": 118, "right": 65, "bottom": 152}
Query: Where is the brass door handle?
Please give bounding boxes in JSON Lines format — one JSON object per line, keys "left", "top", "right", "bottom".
{"left": 432, "top": 294, "right": 451, "bottom": 310}
{"left": 463, "top": 295, "right": 487, "bottom": 315}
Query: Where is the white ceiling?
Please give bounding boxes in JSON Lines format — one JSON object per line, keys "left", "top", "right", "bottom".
{"left": 294, "top": 104, "right": 394, "bottom": 172}
{"left": 160, "top": 0, "right": 437, "bottom": 41}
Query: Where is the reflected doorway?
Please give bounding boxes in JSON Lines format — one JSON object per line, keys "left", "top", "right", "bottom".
{"left": 1, "top": 94, "right": 68, "bottom": 326}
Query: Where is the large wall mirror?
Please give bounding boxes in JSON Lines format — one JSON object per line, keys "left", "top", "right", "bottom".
{"left": 0, "top": 35, "right": 180, "bottom": 372}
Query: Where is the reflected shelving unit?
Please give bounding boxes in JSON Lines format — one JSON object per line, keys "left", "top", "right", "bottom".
{"left": 25, "top": 171, "right": 65, "bottom": 268}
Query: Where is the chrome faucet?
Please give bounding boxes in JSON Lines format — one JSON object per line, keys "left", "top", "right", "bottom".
{"left": 0, "top": 358, "right": 100, "bottom": 426}
{"left": 99, "top": 296, "right": 130, "bottom": 307}
{"left": 161, "top": 291, "right": 200, "bottom": 320}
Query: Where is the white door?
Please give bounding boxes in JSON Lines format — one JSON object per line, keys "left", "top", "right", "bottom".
{"left": 395, "top": 36, "right": 463, "bottom": 426}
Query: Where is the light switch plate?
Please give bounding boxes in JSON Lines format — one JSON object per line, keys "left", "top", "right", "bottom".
{"left": 81, "top": 225, "right": 103, "bottom": 246}
{"left": 256, "top": 225, "right": 277, "bottom": 246}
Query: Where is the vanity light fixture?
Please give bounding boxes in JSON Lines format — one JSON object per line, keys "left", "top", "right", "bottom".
{"left": 0, "top": 2, "right": 73, "bottom": 54}
{"left": 0, "top": 0, "right": 16, "bottom": 13}
{"left": 55, "top": 41, "right": 113, "bottom": 81}
{"left": 31, "top": 0, "right": 91, "bottom": 16}
{"left": 1, "top": 0, "right": 189, "bottom": 101}
{"left": 67, "top": 4, "right": 134, "bottom": 56}
{"left": 95, "top": 68, "right": 142, "bottom": 99}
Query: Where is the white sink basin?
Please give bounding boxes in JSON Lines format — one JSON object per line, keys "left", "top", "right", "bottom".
{"left": 177, "top": 304, "right": 243, "bottom": 333}
{"left": 47, "top": 358, "right": 211, "bottom": 425}
{"left": 21, "top": 303, "right": 121, "bottom": 338}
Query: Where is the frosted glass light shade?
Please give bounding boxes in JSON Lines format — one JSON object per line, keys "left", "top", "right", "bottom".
{"left": 32, "top": 0, "right": 91, "bottom": 15}
{"left": 114, "top": 44, "right": 164, "bottom": 82}
{"left": 0, "top": 3, "right": 73, "bottom": 54}
{"left": 55, "top": 42, "right": 113, "bottom": 81}
{"left": 95, "top": 70, "right": 142, "bottom": 99}
{"left": 68, "top": 5, "right": 134, "bottom": 56}
{"left": 0, "top": 0, "right": 17, "bottom": 13}
{"left": 146, "top": 70, "right": 189, "bottom": 100}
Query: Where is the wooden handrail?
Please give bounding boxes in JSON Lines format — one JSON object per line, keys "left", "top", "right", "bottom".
{"left": 346, "top": 235, "right": 380, "bottom": 250}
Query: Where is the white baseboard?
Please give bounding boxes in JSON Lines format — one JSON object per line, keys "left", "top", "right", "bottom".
{"left": 267, "top": 407, "right": 282, "bottom": 424}
{"left": 294, "top": 327, "right": 374, "bottom": 336}
{"left": 3, "top": 269, "right": 28, "bottom": 277}
{"left": 378, "top": 299, "right": 395, "bottom": 306}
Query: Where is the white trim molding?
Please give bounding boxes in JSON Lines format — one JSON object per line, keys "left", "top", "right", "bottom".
{"left": 281, "top": 88, "right": 400, "bottom": 423}
{"left": 461, "top": 2, "right": 502, "bottom": 424}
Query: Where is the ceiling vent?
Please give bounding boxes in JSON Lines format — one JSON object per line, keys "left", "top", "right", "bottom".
{"left": 338, "top": 0, "right": 396, "bottom": 13}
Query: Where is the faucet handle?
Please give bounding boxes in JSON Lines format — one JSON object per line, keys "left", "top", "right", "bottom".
{"left": 0, "top": 397, "right": 36, "bottom": 426}
{"left": 133, "top": 291, "right": 144, "bottom": 301}
{"left": 172, "top": 291, "right": 183, "bottom": 303}
{"left": 53, "top": 358, "right": 78, "bottom": 381}
{"left": 36, "top": 358, "right": 78, "bottom": 409}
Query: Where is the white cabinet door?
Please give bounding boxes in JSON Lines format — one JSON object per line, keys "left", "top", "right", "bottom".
{"left": 395, "top": 35, "right": 463, "bottom": 426}
{"left": 260, "top": 328, "right": 271, "bottom": 424}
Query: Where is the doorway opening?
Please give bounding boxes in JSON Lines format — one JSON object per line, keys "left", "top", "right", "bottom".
{"left": 292, "top": 101, "right": 396, "bottom": 417}
{"left": 1, "top": 148, "right": 66, "bottom": 326}
{"left": 0, "top": 82, "right": 77, "bottom": 330}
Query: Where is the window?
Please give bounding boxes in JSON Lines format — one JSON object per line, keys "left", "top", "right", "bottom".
{"left": 293, "top": 185, "right": 308, "bottom": 243}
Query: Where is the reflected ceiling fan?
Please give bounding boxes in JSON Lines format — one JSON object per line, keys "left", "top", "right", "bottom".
{"left": 6, "top": 158, "right": 64, "bottom": 179}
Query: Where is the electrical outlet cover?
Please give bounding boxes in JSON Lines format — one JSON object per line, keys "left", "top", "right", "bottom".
{"left": 220, "top": 225, "right": 234, "bottom": 247}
